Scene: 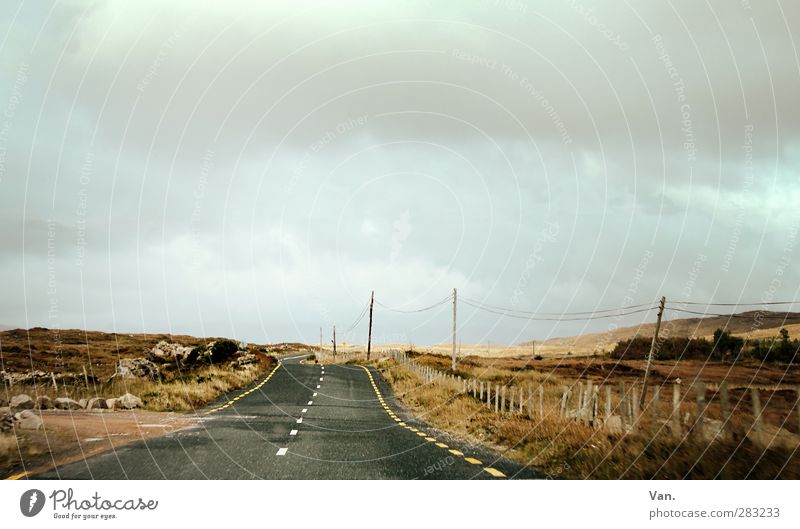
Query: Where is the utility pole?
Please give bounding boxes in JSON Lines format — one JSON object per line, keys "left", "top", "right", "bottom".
{"left": 451, "top": 288, "right": 457, "bottom": 372}
{"left": 366, "top": 290, "right": 374, "bottom": 361}
{"left": 641, "top": 296, "right": 666, "bottom": 408}
{"left": 332, "top": 325, "right": 337, "bottom": 361}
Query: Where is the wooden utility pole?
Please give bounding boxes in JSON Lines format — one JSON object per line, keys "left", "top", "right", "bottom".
{"left": 451, "top": 288, "right": 457, "bottom": 372}
{"left": 332, "top": 325, "right": 337, "bottom": 361}
{"left": 366, "top": 290, "right": 374, "bottom": 361}
{"left": 640, "top": 296, "right": 666, "bottom": 407}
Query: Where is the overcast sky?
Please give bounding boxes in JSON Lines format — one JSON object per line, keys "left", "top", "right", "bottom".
{"left": 1, "top": 0, "right": 798, "bottom": 346}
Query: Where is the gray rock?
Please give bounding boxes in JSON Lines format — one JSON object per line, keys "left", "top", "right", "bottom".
{"left": 78, "top": 399, "right": 87, "bottom": 409}
{"left": 105, "top": 398, "right": 117, "bottom": 410}
{"left": 147, "top": 341, "right": 193, "bottom": 364}
{"left": 13, "top": 409, "right": 43, "bottom": 430}
{"left": 235, "top": 353, "right": 259, "bottom": 367}
{"left": 0, "top": 409, "right": 13, "bottom": 433}
{"left": 86, "top": 397, "right": 109, "bottom": 410}
{"left": 35, "top": 396, "right": 54, "bottom": 410}
{"left": 53, "top": 397, "right": 82, "bottom": 410}
{"left": 115, "top": 393, "right": 143, "bottom": 409}
{"left": 111, "top": 358, "right": 161, "bottom": 380}
{"left": 10, "top": 394, "right": 34, "bottom": 410}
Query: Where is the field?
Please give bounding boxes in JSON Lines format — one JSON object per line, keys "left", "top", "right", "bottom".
{"left": 366, "top": 351, "right": 800, "bottom": 479}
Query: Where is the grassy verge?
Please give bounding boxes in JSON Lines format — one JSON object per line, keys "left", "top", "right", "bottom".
{"left": 375, "top": 359, "right": 799, "bottom": 479}
{"left": 3, "top": 358, "right": 276, "bottom": 412}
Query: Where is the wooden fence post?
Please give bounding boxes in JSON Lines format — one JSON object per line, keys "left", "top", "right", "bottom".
{"left": 671, "top": 382, "right": 681, "bottom": 435}
{"left": 500, "top": 386, "right": 506, "bottom": 413}
{"left": 538, "top": 385, "right": 544, "bottom": 418}
{"left": 605, "top": 386, "right": 612, "bottom": 419}
{"left": 751, "top": 387, "right": 763, "bottom": 444}
{"left": 719, "top": 381, "right": 732, "bottom": 435}
{"left": 695, "top": 382, "right": 706, "bottom": 438}
{"left": 560, "top": 386, "right": 569, "bottom": 418}
{"left": 632, "top": 385, "right": 640, "bottom": 424}
{"left": 651, "top": 385, "right": 661, "bottom": 422}
{"left": 495, "top": 384, "right": 500, "bottom": 412}
{"left": 528, "top": 383, "right": 533, "bottom": 419}
{"left": 619, "top": 382, "right": 628, "bottom": 425}
{"left": 480, "top": 381, "right": 484, "bottom": 401}
{"left": 583, "top": 381, "right": 593, "bottom": 425}
{"left": 592, "top": 386, "right": 599, "bottom": 426}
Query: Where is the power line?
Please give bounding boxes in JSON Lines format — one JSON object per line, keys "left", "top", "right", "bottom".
{"left": 461, "top": 299, "right": 658, "bottom": 321}
{"left": 343, "top": 298, "right": 371, "bottom": 333}
{"left": 374, "top": 293, "right": 453, "bottom": 313}
{"left": 461, "top": 296, "right": 656, "bottom": 317}
{"left": 668, "top": 300, "right": 800, "bottom": 307}
{"left": 664, "top": 307, "right": 800, "bottom": 319}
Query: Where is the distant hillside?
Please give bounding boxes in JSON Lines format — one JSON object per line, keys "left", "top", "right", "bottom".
{"left": 523, "top": 311, "right": 800, "bottom": 353}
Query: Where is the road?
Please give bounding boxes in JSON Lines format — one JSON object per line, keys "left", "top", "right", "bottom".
{"left": 35, "top": 355, "right": 544, "bottom": 479}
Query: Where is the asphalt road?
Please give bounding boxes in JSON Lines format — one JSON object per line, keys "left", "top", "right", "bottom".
{"left": 36, "top": 355, "right": 544, "bottom": 479}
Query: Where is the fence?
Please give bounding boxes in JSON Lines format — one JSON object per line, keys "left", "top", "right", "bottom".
{"left": 384, "top": 351, "right": 800, "bottom": 450}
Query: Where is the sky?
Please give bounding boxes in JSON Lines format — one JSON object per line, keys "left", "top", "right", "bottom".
{"left": 0, "top": 0, "right": 798, "bottom": 346}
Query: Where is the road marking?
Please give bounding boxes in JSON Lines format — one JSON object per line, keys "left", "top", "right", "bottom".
{"left": 398, "top": 422, "right": 407, "bottom": 426}
{"left": 435, "top": 442, "right": 448, "bottom": 448}
{"left": 425, "top": 437, "right": 436, "bottom": 442}
{"left": 307, "top": 401, "right": 313, "bottom": 405}
{"left": 276, "top": 448, "right": 288, "bottom": 456}
{"left": 302, "top": 408, "right": 308, "bottom": 413}
{"left": 5, "top": 471, "right": 29, "bottom": 480}
{"left": 416, "top": 432, "right": 427, "bottom": 437}
{"left": 204, "top": 363, "right": 281, "bottom": 415}
{"left": 316, "top": 385, "right": 321, "bottom": 389}
{"left": 296, "top": 417, "right": 303, "bottom": 424}
{"left": 464, "top": 457, "right": 482, "bottom": 465}
{"left": 313, "top": 392, "right": 317, "bottom": 397}
{"left": 290, "top": 430, "right": 298, "bottom": 436}
{"left": 484, "top": 467, "right": 506, "bottom": 478}
{"left": 448, "top": 449, "right": 464, "bottom": 456}
{"left": 320, "top": 377, "right": 324, "bottom": 381}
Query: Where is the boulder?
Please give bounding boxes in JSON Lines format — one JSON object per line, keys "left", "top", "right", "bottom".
{"left": 0, "top": 409, "right": 13, "bottom": 433}
{"left": 114, "top": 393, "right": 142, "bottom": 410}
{"left": 35, "top": 396, "right": 54, "bottom": 410}
{"left": 10, "top": 394, "right": 34, "bottom": 410}
{"left": 78, "top": 399, "right": 88, "bottom": 409}
{"left": 86, "top": 397, "right": 109, "bottom": 410}
{"left": 147, "top": 341, "right": 194, "bottom": 364}
{"left": 105, "top": 398, "right": 117, "bottom": 410}
{"left": 235, "top": 353, "right": 259, "bottom": 367}
{"left": 53, "top": 397, "right": 82, "bottom": 410}
{"left": 111, "top": 358, "right": 160, "bottom": 380}
{"left": 13, "top": 410, "right": 43, "bottom": 430}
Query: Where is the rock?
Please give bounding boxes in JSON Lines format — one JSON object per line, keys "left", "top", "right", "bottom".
{"left": 86, "top": 397, "right": 109, "bottom": 410}
{"left": 13, "top": 410, "right": 42, "bottom": 430}
{"left": 114, "top": 393, "right": 142, "bottom": 410}
{"left": 53, "top": 397, "right": 82, "bottom": 410}
{"left": 35, "top": 396, "right": 54, "bottom": 410}
{"left": 78, "top": 399, "right": 87, "bottom": 409}
{"left": 10, "top": 394, "right": 34, "bottom": 410}
{"left": 0, "top": 409, "right": 13, "bottom": 433}
{"left": 235, "top": 353, "right": 259, "bottom": 367}
{"left": 105, "top": 398, "right": 117, "bottom": 410}
{"left": 0, "top": 398, "right": 8, "bottom": 408}
{"left": 111, "top": 358, "right": 160, "bottom": 380}
{"left": 147, "top": 341, "right": 194, "bottom": 364}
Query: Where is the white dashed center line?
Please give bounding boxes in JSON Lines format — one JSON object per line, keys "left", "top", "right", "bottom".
{"left": 302, "top": 408, "right": 308, "bottom": 413}
{"left": 296, "top": 417, "right": 303, "bottom": 424}
{"left": 316, "top": 385, "right": 320, "bottom": 389}
{"left": 320, "top": 377, "right": 324, "bottom": 381}
{"left": 276, "top": 448, "right": 288, "bottom": 456}
{"left": 313, "top": 392, "right": 317, "bottom": 397}
{"left": 307, "top": 401, "right": 313, "bottom": 405}
{"left": 290, "top": 430, "right": 298, "bottom": 436}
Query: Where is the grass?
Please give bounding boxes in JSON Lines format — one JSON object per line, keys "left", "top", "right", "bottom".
{"left": 374, "top": 357, "right": 800, "bottom": 479}
{"left": 3, "top": 360, "right": 276, "bottom": 412}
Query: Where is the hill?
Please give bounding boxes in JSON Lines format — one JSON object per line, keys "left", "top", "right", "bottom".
{"left": 523, "top": 311, "right": 800, "bottom": 354}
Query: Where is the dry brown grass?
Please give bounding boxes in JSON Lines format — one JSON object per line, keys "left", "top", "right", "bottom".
{"left": 375, "top": 358, "right": 800, "bottom": 479}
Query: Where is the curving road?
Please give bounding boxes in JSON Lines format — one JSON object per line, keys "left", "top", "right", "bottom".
{"left": 35, "top": 355, "right": 543, "bottom": 479}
